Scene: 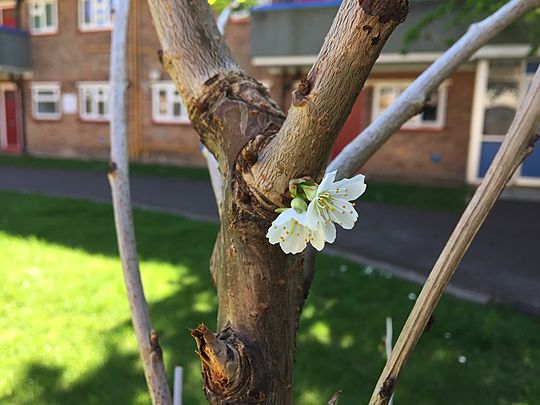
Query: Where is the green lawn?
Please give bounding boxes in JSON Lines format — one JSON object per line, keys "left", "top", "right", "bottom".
{"left": 0, "top": 155, "right": 472, "bottom": 212}
{"left": 1, "top": 192, "right": 538, "bottom": 405}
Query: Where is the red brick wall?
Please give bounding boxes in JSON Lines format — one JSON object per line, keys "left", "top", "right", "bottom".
{"left": 136, "top": 0, "right": 202, "bottom": 166}
{"left": 21, "top": 0, "right": 204, "bottom": 165}
{"left": 358, "top": 70, "right": 475, "bottom": 185}
{"left": 326, "top": 70, "right": 475, "bottom": 185}
{"left": 22, "top": 0, "right": 113, "bottom": 159}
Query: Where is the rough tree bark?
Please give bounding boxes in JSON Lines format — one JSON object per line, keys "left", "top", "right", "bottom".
{"left": 146, "top": 0, "right": 408, "bottom": 403}
{"left": 109, "top": 1, "right": 172, "bottom": 403}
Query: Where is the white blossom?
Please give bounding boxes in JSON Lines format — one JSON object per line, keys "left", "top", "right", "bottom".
{"left": 266, "top": 171, "right": 366, "bottom": 254}
{"left": 266, "top": 209, "right": 311, "bottom": 254}
{"left": 266, "top": 208, "right": 328, "bottom": 254}
{"left": 307, "top": 171, "right": 366, "bottom": 234}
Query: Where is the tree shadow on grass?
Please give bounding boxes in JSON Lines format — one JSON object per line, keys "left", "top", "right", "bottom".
{"left": 2, "top": 192, "right": 540, "bottom": 404}
{"left": 4, "top": 270, "right": 218, "bottom": 404}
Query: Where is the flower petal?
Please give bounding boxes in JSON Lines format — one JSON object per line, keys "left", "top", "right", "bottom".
{"left": 321, "top": 220, "right": 336, "bottom": 243}
{"left": 331, "top": 174, "right": 366, "bottom": 201}
{"left": 307, "top": 200, "right": 323, "bottom": 230}
{"left": 280, "top": 222, "right": 309, "bottom": 254}
{"left": 328, "top": 199, "right": 358, "bottom": 229}
{"left": 318, "top": 171, "right": 337, "bottom": 194}
{"left": 266, "top": 223, "right": 282, "bottom": 244}
{"left": 310, "top": 226, "right": 325, "bottom": 251}
{"left": 273, "top": 208, "right": 296, "bottom": 226}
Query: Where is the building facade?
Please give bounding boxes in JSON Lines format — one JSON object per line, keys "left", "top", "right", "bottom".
{"left": 250, "top": 0, "right": 540, "bottom": 187}
{"left": 1, "top": 0, "right": 539, "bottom": 187}
{"left": 2, "top": 0, "right": 208, "bottom": 165}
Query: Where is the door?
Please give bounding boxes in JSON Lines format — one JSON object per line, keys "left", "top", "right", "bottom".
{"left": 4, "top": 90, "right": 20, "bottom": 151}
{"left": 0, "top": 6, "right": 16, "bottom": 28}
{"left": 472, "top": 59, "right": 540, "bottom": 186}
{"left": 331, "top": 89, "right": 366, "bottom": 159}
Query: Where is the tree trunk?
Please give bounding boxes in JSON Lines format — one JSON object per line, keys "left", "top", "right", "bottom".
{"left": 146, "top": 0, "right": 408, "bottom": 402}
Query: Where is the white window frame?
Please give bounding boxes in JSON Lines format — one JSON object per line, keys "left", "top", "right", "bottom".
{"left": 28, "top": 0, "right": 58, "bottom": 35}
{"left": 371, "top": 81, "right": 448, "bottom": 130}
{"left": 31, "top": 82, "right": 61, "bottom": 120}
{"left": 466, "top": 59, "right": 540, "bottom": 187}
{"left": 77, "top": 82, "right": 110, "bottom": 121}
{"left": 151, "top": 81, "right": 190, "bottom": 124}
{"left": 78, "top": 0, "right": 114, "bottom": 31}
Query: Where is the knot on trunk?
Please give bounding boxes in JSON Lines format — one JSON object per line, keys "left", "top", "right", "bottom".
{"left": 192, "top": 324, "right": 263, "bottom": 404}
{"left": 189, "top": 71, "right": 285, "bottom": 171}
{"left": 230, "top": 130, "right": 285, "bottom": 224}
{"left": 359, "top": 0, "right": 409, "bottom": 24}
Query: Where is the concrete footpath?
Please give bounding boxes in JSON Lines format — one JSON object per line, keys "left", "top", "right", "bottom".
{"left": 1, "top": 166, "right": 538, "bottom": 316}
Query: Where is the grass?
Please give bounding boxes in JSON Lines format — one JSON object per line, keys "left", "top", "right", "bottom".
{"left": 0, "top": 192, "right": 539, "bottom": 404}
{"left": 0, "top": 155, "right": 472, "bottom": 212}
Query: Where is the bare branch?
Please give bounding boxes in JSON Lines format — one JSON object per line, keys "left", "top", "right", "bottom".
{"left": 369, "top": 66, "right": 540, "bottom": 405}
{"left": 109, "top": 2, "right": 172, "bottom": 403}
{"left": 249, "top": 0, "right": 409, "bottom": 205}
{"left": 146, "top": 0, "right": 238, "bottom": 102}
{"left": 328, "top": 0, "right": 540, "bottom": 179}
{"left": 327, "top": 390, "right": 342, "bottom": 405}
{"left": 199, "top": 5, "right": 233, "bottom": 214}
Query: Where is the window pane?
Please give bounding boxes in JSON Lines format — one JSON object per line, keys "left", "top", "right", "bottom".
{"left": 526, "top": 61, "right": 539, "bottom": 75}
{"left": 483, "top": 81, "right": 518, "bottom": 135}
{"left": 34, "top": 15, "right": 41, "bottom": 29}
{"left": 37, "top": 101, "right": 57, "bottom": 114}
{"left": 38, "top": 90, "right": 55, "bottom": 97}
{"left": 158, "top": 90, "right": 167, "bottom": 115}
{"left": 98, "top": 101, "right": 105, "bottom": 115}
{"left": 378, "top": 87, "right": 394, "bottom": 110}
{"left": 85, "top": 93, "right": 93, "bottom": 114}
{"left": 482, "top": 61, "right": 520, "bottom": 136}
{"left": 45, "top": 3, "right": 52, "bottom": 26}
{"left": 173, "top": 102, "right": 182, "bottom": 117}
{"left": 84, "top": 0, "right": 92, "bottom": 24}
{"left": 421, "top": 91, "right": 439, "bottom": 122}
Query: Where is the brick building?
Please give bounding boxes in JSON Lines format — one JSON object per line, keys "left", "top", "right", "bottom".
{"left": 0, "top": 0, "right": 539, "bottom": 187}
{"left": 250, "top": 1, "right": 540, "bottom": 187}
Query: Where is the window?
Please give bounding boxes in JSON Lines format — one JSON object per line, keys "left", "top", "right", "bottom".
{"left": 78, "top": 0, "right": 114, "bottom": 31}
{"left": 372, "top": 82, "right": 447, "bottom": 129}
{"left": 28, "top": 0, "right": 57, "bottom": 34}
{"left": 481, "top": 60, "right": 522, "bottom": 137}
{"left": 31, "top": 83, "right": 61, "bottom": 120}
{"left": 78, "top": 82, "right": 109, "bottom": 121}
{"left": 151, "top": 82, "right": 189, "bottom": 123}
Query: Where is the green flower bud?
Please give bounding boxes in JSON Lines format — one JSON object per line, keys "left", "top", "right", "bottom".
{"left": 300, "top": 184, "right": 318, "bottom": 201}
{"left": 291, "top": 197, "right": 308, "bottom": 213}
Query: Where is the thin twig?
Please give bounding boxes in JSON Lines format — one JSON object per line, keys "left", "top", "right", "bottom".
{"left": 328, "top": 0, "right": 540, "bottom": 179}
{"left": 385, "top": 317, "right": 394, "bottom": 405}
{"left": 368, "top": 66, "right": 540, "bottom": 405}
{"left": 108, "top": 1, "right": 172, "bottom": 403}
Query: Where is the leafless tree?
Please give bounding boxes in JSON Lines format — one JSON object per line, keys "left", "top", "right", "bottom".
{"left": 106, "top": 0, "right": 540, "bottom": 403}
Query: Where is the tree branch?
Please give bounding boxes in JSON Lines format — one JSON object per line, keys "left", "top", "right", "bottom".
{"left": 109, "top": 2, "right": 172, "bottom": 403}
{"left": 328, "top": 0, "right": 540, "bottom": 179}
{"left": 146, "top": 0, "right": 238, "bottom": 102}
{"left": 369, "top": 66, "right": 540, "bottom": 405}
{"left": 248, "top": 0, "right": 409, "bottom": 205}
{"left": 199, "top": 5, "right": 233, "bottom": 215}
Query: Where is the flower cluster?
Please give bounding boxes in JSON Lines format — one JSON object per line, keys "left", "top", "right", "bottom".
{"left": 266, "top": 171, "right": 366, "bottom": 254}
